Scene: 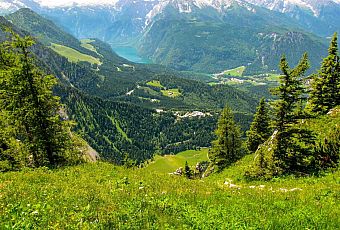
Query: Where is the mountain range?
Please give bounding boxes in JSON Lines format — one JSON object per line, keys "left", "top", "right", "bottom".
{"left": 0, "top": 0, "right": 338, "bottom": 73}
{"left": 1, "top": 8, "right": 260, "bottom": 163}
{"left": 0, "top": 1, "right": 338, "bottom": 161}
{"left": 1, "top": 0, "right": 339, "bottom": 37}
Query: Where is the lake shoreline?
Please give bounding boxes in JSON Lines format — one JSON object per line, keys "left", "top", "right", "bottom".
{"left": 110, "top": 45, "right": 152, "bottom": 64}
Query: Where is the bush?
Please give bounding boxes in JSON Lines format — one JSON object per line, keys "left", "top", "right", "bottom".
{"left": 313, "top": 125, "right": 340, "bottom": 170}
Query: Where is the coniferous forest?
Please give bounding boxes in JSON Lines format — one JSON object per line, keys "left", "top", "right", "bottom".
{"left": 0, "top": 4, "right": 339, "bottom": 229}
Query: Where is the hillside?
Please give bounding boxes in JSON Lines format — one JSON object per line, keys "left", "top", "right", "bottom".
{"left": 5, "top": 9, "right": 258, "bottom": 111}
{"left": 0, "top": 153, "right": 338, "bottom": 228}
{"left": 146, "top": 149, "right": 209, "bottom": 173}
{"left": 0, "top": 1, "right": 335, "bottom": 74}
{"left": 5, "top": 8, "right": 98, "bottom": 57}
{"left": 246, "top": 0, "right": 340, "bottom": 37}
{"left": 0, "top": 9, "right": 259, "bottom": 163}
{"left": 1, "top": 0, "right": 339, "bottom": 39}
{"left": 58, "top": 87, "right": 219, "bottom": 163}
{"left": 138, "top": 4, "right": 327, "bottom": 74}
{"left": 0, "top": 106, "right": 338, "bottom": 228}
{"left": 0, "top": 2, "right": 339, "bottom": 228}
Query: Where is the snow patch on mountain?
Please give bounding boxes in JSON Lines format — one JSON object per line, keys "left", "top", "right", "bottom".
{"left": 1, "top": 0, "right": 338, "bottom": 17}
{"left": 145, "top": 1, "right": 167, "bottom": 26}
{"left": 245, "top": 0, "right": 339, "bottom": 17}
{"left": 145, "top": 0, "right": 257, "bottom": 26}
{"left": 34, "top": 0, "right": 119, "bottom": 8}
{"left": 0, "top": 2, "right": 13, "bottom": 10}
{"left": 0, "top": 0, "right": 26, "bottom": 9}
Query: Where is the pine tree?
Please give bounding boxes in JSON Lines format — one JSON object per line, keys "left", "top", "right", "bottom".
{"left": 184, "top": 161, "right": 192, "bottom": 179}
{"left": 309, "top": 32, "right": 340, "bottom": 114}
{"left": 209, "top": 105, "right": 242, "bottom": 170}
{"left": 0, "top": 30, "right": 83, "bottom": 168}
{"left": 0, "top": 110, "right": 29, "bottom": 171}
{"left": 246, "top": 98, "right": 272, "bottom": 152}
{"left": 273, "top": 53, "right": 315, "bottom": 173}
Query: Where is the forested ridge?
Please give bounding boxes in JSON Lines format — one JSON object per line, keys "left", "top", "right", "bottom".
{"left": 58, "top": 86, "right": 220, "bottom": 163}
{"left": 0, "top": 10, "right": 259, "bottom": 164}
{"left": 1, "top": 9, "right": 339, "bottom": 170}
{"left": 138, "top": 7, "right": 328, "bottom": 74}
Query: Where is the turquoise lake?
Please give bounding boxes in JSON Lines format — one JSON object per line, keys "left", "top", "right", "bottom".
{"left": 111, "top": 46, "right": 152, "bottom": 64}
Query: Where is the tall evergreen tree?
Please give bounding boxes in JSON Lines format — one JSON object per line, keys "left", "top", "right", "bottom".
{"left": 309, "top": 32, "right": 340, "bottom": 114}
{"left": 0, "top": 110, "right": 29, "bottom": 171}
{"left": 246, "top": 98, "right": 272, "bottom": 152}
{"left": 0, "top": 30, "right": 83, "bottom": 169}
{"left": 184, "top": 161, "right": 192, "bottom": 179}
{"left": 208, "top": 105, "right": 242, "bottom": 170}
{"left": 273, "top": 53, "right": 315, "bottom": 173}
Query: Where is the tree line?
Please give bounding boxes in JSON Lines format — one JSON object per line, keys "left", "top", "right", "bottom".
{"left": 0, "top": 30, "right": 86, "bottom": 171}
{"left": 208, "top": 33, "right": 340, "bottom": 178}
{"left": 1, "top": 29, "right": 339, "bottom": 176}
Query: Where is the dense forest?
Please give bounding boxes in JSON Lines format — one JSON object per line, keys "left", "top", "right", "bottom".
{"left": 0, "top": 10, "right": 259, "bottom": 164}
{"left": 138, "top": 10, "right": 327, "bottom": 75}
{"left": 0, "top": 25, "right": 339, "bottom": 176}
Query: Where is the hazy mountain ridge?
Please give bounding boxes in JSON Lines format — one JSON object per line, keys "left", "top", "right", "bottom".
{"left": 246, "top": 0, "right": 340, "bottom": 36}
{"left": 1, "top": 0, "right": 339, "bottom": 38}
{"left": 136, "top": 1, "right": 328, "bottom": 73}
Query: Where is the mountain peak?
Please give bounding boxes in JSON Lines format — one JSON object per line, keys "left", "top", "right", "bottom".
{"left": 0, "top": 0, "right": 120, "bottom": 10}
{"left": 246, "top": 0, "right": 340, "bottom": 16}
{"left": 144, "top": 0, "right": 257, "bottom": 26}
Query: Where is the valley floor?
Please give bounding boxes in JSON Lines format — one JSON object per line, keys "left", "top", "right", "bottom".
{"left": 0, "top": 151, "right": 339, "bottom": 229}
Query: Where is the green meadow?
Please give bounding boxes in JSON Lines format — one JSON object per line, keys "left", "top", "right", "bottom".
{"left": 161, "top": 88, "right": 182, "bottom": 98}
{"left": 50, "top": 43, "right": 101, "bottom": 65}
{"left": 0, "top": 149, "right": 339, "bottom": 229}
{"left": 146, "top": 80, "right": 164, "bottom": 88}
{"left": 80, "top": 39, "right": 99, "bottom": 54}
{"left": 223, "top": 66, "right": 246, "bottom": 77}
{"left": 146, "top": 149, "right": 209, "bottom": 173}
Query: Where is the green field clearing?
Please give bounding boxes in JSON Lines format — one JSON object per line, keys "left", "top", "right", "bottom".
{"left": 225, "top": 80, "right": 244, "bottom": 85}
{"left": 146, "top": 80, "right": 163, "bottom": 88}
{"left": 223, "top": 66, "right": 246, "bottom": 77}
{"left": 80, "top": 39, "right": 98, "bottom": 54}
{"left": 265, "top": 73, "right": 282, "bottom": 81}
{"left": 208, "top": 82, "right": 220, "bottom": 86}
{"left": 146, "top": 149, "right": 209, "bottom": 173}
{"left": 161, "top": 88, "right": 181, "bottom": 97}
{"left": 225, "top": 79, "right": 267, "bottom": 86}
{"left": 81, "top": 39, "right": 95, "bottom": 43}
{"left": 137, "top": 97, "right": 160, "bottom": 103}
{"left": 139, "top": 86, "right": 160, "bottom": 96}
{"left": 50, "top": 43, "right": 101, "bottom": 65}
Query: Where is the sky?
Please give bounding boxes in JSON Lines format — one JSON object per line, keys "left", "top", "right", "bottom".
{"left": 35, "top": 0, "right": 119, "bottom": 7}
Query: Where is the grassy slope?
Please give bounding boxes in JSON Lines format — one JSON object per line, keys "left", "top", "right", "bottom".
{"left": 145, "top": 81, "right": 182, "bottom": 98}
{"left": 0, "top": 150, "right": 339, "bottom": 229}
{"left": 146, "top": 149, "right": 209, "bottom": 173}
{"left": 146, "top": 80, "right": 163, "bottom": 88}
{"left": 50, "top": 43, "right": 101, "bottom": 65}
{"left": 223, "top": 66, "right": 246, "bottom": 77}
{"left": 81, "top": 39, "right": 100, "bottom": 55}
{"left": 160, "top": 88, "right": 182, "bottom": 98}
